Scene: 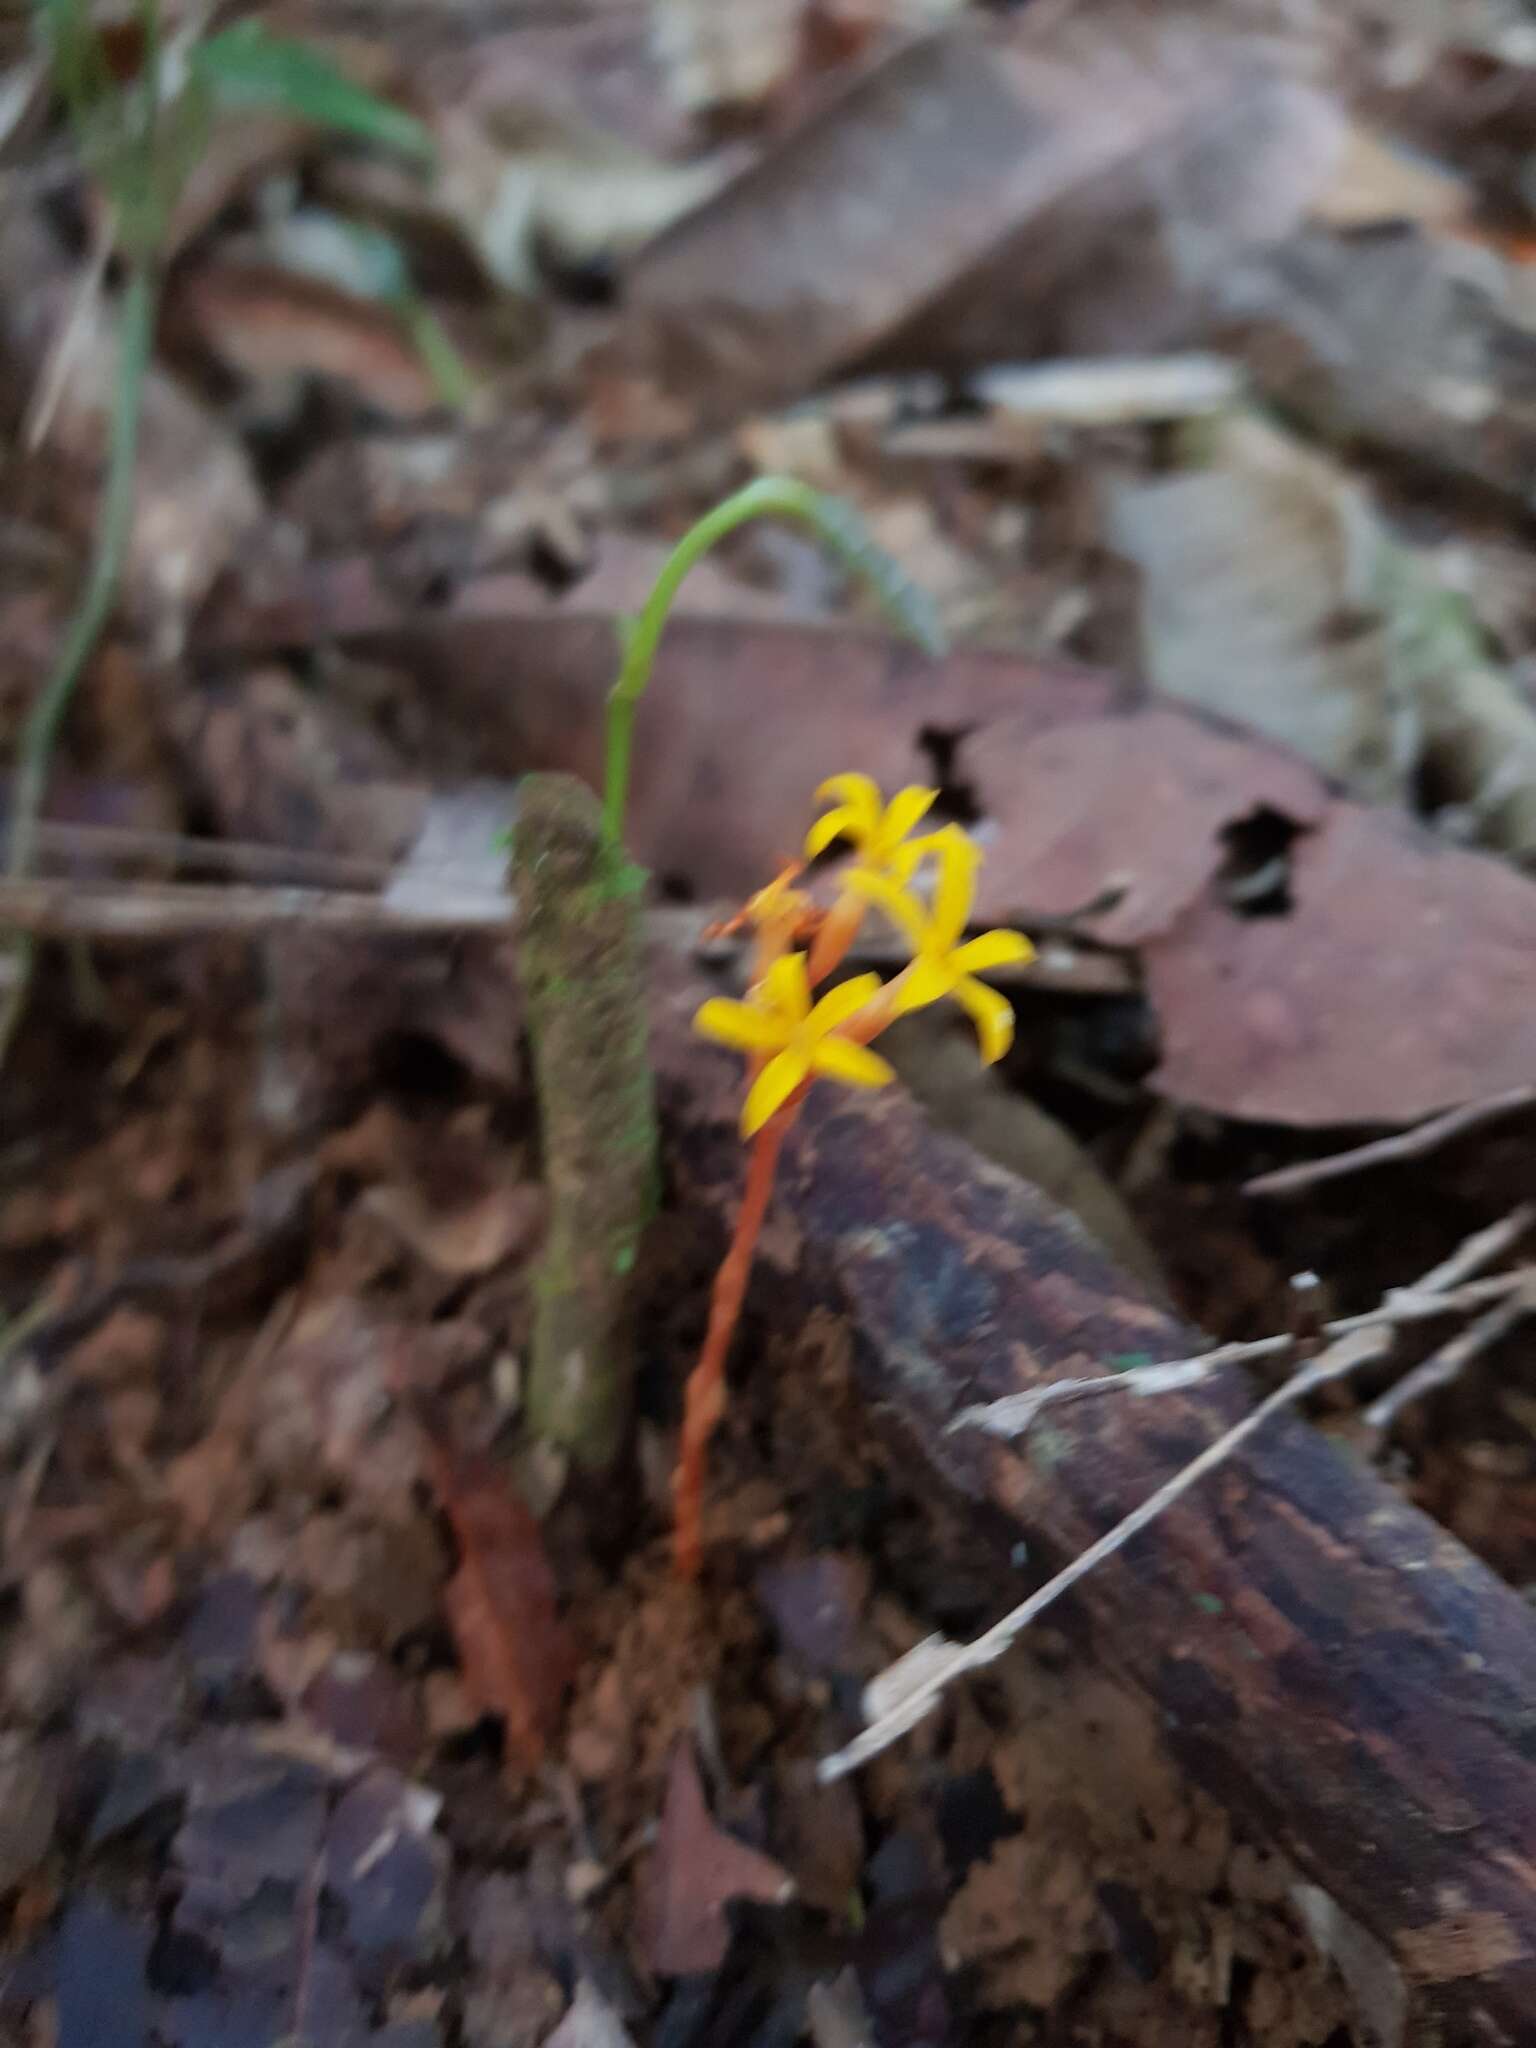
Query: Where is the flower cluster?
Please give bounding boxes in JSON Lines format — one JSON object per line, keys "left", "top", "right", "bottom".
{"left": 694, "top": 773, "right": 1034, "bottom": 1136}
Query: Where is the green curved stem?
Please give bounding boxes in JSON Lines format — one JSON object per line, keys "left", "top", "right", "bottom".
{"left": 9, "top": 264, "right": 155, "bottom": 887}
{"left": 602, "top": 475, "right": 946, "bottom": 844}
{"left": 0, "top": 261, "right": 157, "bottom": 1059}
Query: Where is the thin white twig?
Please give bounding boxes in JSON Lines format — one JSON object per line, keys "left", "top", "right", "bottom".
{"left": 1363, "top": 1283, "right": 1536, "bottom": 1434}
{"left": 0, "top": 877, "right": 513, "bottom": 937}
{"left": 1410, "top": 1206, "right": 1533, "bottom": 1294}
{"left": 822, "top": 1211, "right": 1536, "bottom": 1783}
{"left": 820, "top": 1326, "right": 1391, "bottom": 1782}
{"left": 32, "top": 820, "right": 392, "bottom": 890}
{"left": 952, "top": 1264, "right": 1536, "bottom": 1443}
{"left": 1244, "top": 1093, "right": 1536, "bottom": 1200}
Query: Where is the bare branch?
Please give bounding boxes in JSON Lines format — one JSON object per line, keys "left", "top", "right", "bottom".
{"left": 827, "top": 1210, "right": 1536, "bottom": 1781}
{"left": 1363, "top": 1282, "right": 1536, "bottom": 1435}
{"left": 1244, "top": 1090, "right": 1536, "bottom": 1200}
{"left": 821, "top": 1325, "right": 1392, "bottom": 1782}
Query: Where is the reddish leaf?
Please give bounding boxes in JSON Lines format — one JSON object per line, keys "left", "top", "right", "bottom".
{"left": 428, "top": 1446, "right": 575, "bottom": 1771}
{"left": 199, "top": 581, "right": 1536, "bottom": 1127}
{"left": 641, "top": 1739, "right": 794, "bottom": 1976}
{"left": 1147, "top": 803, "right": 1536, "bottom": 1124}
{"left": 171, "top": 263, "right": 439, "bottom": 420}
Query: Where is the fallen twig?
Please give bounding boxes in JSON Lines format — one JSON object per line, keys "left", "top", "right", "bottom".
{"left": 1363, "top": 1281, "right": 1536, "bottom": 1435}
{"left": 0, "top": 876, "right": 513, "bottom": 937}
{"left": 825, "top": 1210, "right": 1535, "bottom": 1782}
{"left": 32, "top": 819, "right": 392, "bottom": 889}
{"left": 1243, "top": 1087, "right": 1536, "bottom": 1199}
{"left": 822, "top": 1324, "right": 1392, "bottom": 1781}
{"left": 951, "top": 1263, "right": 1535, "bottom": 1442}
{"left": 653, "top": 971, "right": 1536, "bottom": 2035}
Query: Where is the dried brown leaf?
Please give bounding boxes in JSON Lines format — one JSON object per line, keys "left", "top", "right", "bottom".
{"left": 1148, "top": 802, "right": 1536, "bottom": 1124}
{"left": 172, "top": 263, "right": 439, "bottom": 420}
{"left": 364, "top": 1179, "right": 545, "bottom": 1276}
{"left": 430, "top": 1446, "right": 575, "bottom": 1771}
{"left": 642, "top": 1738, "right": 794, "bottom": 1975}
{"left": 203, "top": 583, "right": 1536, "bottom": 1128}
{"left": 51, "top": 315, "right": 262, "bottom": 650}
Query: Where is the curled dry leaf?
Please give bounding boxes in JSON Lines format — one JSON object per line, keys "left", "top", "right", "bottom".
{"left": 427, "top": 1444, "right": 575, "bottom": 1773}
{"left": 50, "top": 315, "right": 263, "bottom": 655}
{"left": 172, "top": 263, "right": 440, "bottom": 420}
{"left": 1107, "top": 414, "right": 1418, "bottom": 807}
{"left": 363, "top": 1178, "right": 545, "bottom": 1277}
{"left": 642, "top": 1738, "right": 794, "bottom": 1975}
{"left": 1110, "top": 411, "right": 1536, "bottom": 856}
{"left": 432, "top": 99, "right": 722, "bottom": 298}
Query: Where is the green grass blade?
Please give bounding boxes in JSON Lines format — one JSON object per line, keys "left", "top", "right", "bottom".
{"left": 191, "top": 23, "right": 433, "bottom": 161}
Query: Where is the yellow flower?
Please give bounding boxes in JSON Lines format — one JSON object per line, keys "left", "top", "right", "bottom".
{"left": 854, "top": 826, "right": 1034, "bottom": 1064}
{"left": 694, "top": 953, "right": 895, "bottom": 1136}
{"left": 744, "top": 864, "right": 812, "bottom": 933}
{"left": 804, "top": 774, "right": 939, "bottom": 878}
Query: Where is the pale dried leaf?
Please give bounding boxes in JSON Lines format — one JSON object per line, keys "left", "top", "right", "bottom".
{"left": 1307, "top": 121, "right": 1469, "bottom": 230}
{"left": 972, "top": 352, "right": 1242, "bottom": 425}
{"left": 1375, "top": 539, "right": 1536, "bottom": 860}
{"left": 53, "top": 318, "right": 262, "bottom": 655}
{"left": 545, "top": 1980, "right": 637, "bottom": 2048}
{"left": 652, "top": 0, "right": 803, "bottom": 113}
{"left": 433, "top": 102, "right": 721, "bottom": 296}
{"left": 1109, "top": 414, "right": 1417, "bottom": 804}
{"left": 363, "top": 1179, "right": 544, "bottom": 1277}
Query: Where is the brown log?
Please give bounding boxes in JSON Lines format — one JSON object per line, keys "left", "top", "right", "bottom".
{"left": 650, "top": 965, "right": 1536, "bottom": 2045}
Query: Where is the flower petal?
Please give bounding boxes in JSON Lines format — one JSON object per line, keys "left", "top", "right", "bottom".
{"left": 693, "top": 997, "right": 784, "bottom": 1054}
{"left": 889, "top": 831, "right": 949, "bottom": 883}
{"left": 932, "top": 828, "right": 980, "bottom": 949}
{"left": 742, "top": 1047, "right": 809, "bottom": 1135}
{"left": 954, "top": 974, "right": 1016, "bottom": 1065}
{"left": 760, "top": 951, "right": 811, "bottom": 1023}
{"left": 813, "top": 774, "right": 882, "bottom": 839}
{"left": 889, "top": 955, "right": 954, "bottom": 1014}
{"left": 952, "top": 928, "right": 1035, "bottom": 976}
{"left": 804, "top": 805, "right": 860, "bottom": 860}
{"left": 877, "top": 785, "right": 938, "bottom": 852}
{"left": 812, "top": 1037, "right": 896, "bottom": 1090}
{"left": 849, "top": 869, "right": 930, "bottom": 954}
{"left": 807, "top": 972, "right": 884, "bottom": 1038}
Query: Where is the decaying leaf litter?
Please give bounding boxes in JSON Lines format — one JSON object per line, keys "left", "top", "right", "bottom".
{"left": 7, "top": 0, "right": 1536, "bottom": 2042}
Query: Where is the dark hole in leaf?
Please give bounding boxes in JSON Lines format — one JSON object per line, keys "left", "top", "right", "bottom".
{"left": 526, "top": 527, "right": 588, "bottom": 596}
{"left": 376, "top": 1031, "right": 471, "bottom": 1107}
{"left": 1216, "top": 805, "right": 1306, "bottom": 918}
{"left": 916, "top": 725, "right": 983, "bottom": 825}
{"left": 147, "top": 1922, "right": 220, "bottom": 1998}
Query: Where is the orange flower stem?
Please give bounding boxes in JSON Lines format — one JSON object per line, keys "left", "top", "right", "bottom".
{"left": 672, "top": 1100, "right": 797, "bottom": 1579}
{"left": 838, "top": 959, "right": 915, "bottom": 1046}
{"left": 806, "top": 890, "right": 865, "bottom": 984}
